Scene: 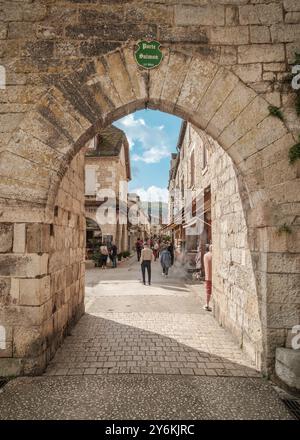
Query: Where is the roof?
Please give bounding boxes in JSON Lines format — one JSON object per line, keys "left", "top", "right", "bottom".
{"left": 86, "top": 125, "right": 126, "bottom": 157}
{"left": 86, "top": 125, "right": 131, "bottom": 180}
{"left": 176, "top": 120, "right": 187, "bottom": 151}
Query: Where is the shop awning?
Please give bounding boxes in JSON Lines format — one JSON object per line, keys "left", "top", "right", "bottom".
{"left": 183, "top": 213, "right": 211, "bottom": 229}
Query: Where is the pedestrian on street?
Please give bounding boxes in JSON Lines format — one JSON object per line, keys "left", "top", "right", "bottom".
{"left": 153, "top": 241, "right": 159, "bottom": 261}
{"left": 109, "top": 242, "right": 118, "bottom": 268}
{"left": 99, "top": 242, "right": 109, "bottom": 269}
{"left": 135, "top": 238, "right": 142, "bottom": 262}
{"left": 140, "top": 242, "right": 154, "bottom": 285}
{"left": 203, "top": 244, "right": 212, "bottom": 311}
{"left": 160, "top": 246, "right": 172, "bottom": 277}
{"left": 167, "top": 242, "right": 174, "bottom": 266}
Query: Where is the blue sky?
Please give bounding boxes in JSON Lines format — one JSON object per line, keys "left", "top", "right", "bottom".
{"left": 114, "top": 110, "right": 182, "bottom": 203}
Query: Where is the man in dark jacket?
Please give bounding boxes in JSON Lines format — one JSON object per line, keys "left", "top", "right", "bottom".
{"left": 135, "top": 238, "right": 142, "bottom": 262}
{"left": 110, "top": 242, "right": 118, "bottom": 268}
{"left": 167, "top": 242, "right": 174, "bottom": 266}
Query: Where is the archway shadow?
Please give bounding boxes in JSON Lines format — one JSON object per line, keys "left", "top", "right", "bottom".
{"left": 45, "top": 313, "right": 261, "bottom": 378}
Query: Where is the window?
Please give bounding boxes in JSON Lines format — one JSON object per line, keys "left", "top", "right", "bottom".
{"left": 85, "top": 166, "right": 97, "bottom": 195}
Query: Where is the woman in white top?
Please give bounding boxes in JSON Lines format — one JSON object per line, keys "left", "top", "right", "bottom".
{"left": 99, "top": 243, "right": 109, "bottom": 269}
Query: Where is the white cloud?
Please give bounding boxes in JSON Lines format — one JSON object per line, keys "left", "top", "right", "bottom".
{"left": 121, "top": 114, "right": 145, "bottom": 127}
{"left": 132, "top": 146, "right": 170, "bottom": 164}
{"left": 131, "top": 186, "right": 169, "bottom": 203}
{"left": 115, "top": 113, "right": 171, "bottom": 163}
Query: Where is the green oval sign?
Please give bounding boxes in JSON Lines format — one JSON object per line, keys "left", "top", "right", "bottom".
{"left": 134, "top": 40, "right": 163, "bottom": 69}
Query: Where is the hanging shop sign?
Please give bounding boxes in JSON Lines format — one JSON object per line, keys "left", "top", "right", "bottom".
{"left": 134, "top": 40, "right": 163, "bottom": 69}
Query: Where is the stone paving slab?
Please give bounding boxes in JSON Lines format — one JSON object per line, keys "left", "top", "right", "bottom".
{"left": 0, "top": 375, "right": 293, "bottom": 420}
{"left": 45, "top": 259, "right": 258, "bottom": 378}
{"left": 45, "top": 313, "right": 258, "bottom": 378}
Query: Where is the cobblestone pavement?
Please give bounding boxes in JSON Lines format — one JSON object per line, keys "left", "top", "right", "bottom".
{"left": 45, "top": 258, "right": 259, "bottom": 378}
{"left": 0, "top": 258, "right": 293, "bottom": 420}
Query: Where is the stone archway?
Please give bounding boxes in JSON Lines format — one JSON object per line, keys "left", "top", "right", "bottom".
{"left": 0, "top": 44, "right": 298, "bottom": 377}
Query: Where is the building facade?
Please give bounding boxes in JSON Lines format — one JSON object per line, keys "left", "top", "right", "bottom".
{"left": 127, "top": 193, "right": 151, "bottom": 251}
{"left": 84, "top": 126, "right": 131, "bottom": 257}
{"left": 168, "top": 122, "right": 262, "bottom": 369}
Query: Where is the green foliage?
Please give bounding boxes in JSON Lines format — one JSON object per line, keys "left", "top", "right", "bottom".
{"left": 296, "top": 91, "right": 300, "bottom": 116}
{"left": 92, "top": 251, "right": 100, "bottom": 261}
{"left": 268, "top": 105, "right": 284, "bottom": 121}
{"left": 276, "top": 223, "right": 292, "bottom": 236}
{"left": 292, "top": 52, "right": 300, "bottom": 66}
{"left": 122, "top": 251, "right": 131, "bottom": 258}
{"left": 282, "top": 73, "right": 293, "bottom": 84}
{"left": 117, "top": 252, "right": 123, "bottom": 260}
{"left": 289, "top": 136, "right": 300, "bottom": 164}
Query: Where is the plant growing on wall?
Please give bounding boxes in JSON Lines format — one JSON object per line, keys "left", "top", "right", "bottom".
{"left": 288, "top": 135, "right": 300, "bottom": 164}
{"left": 279, "top": 53, "right": 300, "bottom": 165}
{"left": 276, "top": 223, "right": 292, "bottom": 236}
{"left": 295, "top": 92, "right": 300, "bottom": 116}
{"left": 291, "top": 52, "right": 300, "bottom": 116}
{"left": 268, "top": 105, "right": 284, "bottom": 121}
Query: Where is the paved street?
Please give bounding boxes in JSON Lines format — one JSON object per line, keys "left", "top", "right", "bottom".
{"left": 0, "top": 257, "right": 293, "bottom": 419}
{"left": 46, "top": 257, "right": 258, "bottom": 377}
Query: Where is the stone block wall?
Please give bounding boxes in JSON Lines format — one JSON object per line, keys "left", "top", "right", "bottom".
{"left": 178, "top": 124, "right": 263, "bottom": 367}
{"left": 1, "top": 0, "right": 299, "bottom": 152}
{"left": 0, "top": 0, "right": 299, "bottom": 378}
{"left": 48, "top": 151, "right": 85, "bottom": 366}
{"left": 0, "top": 152, "right": 85, "bottom": 376}
{"left": 210, "top": 146, "right": 263, "bottom": 367}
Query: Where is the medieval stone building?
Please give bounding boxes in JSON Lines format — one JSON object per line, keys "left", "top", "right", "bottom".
{"left": 84, "top": 125, "right": 131, "bottom": 257}
{"left": 0, "top": 0, "right": 299, "bottom": 389}
{"left": 127, "top": 192, "right": 151, "bottom": 250}
{"left": 168, "top": 121, "right": 263, "bottom": 368}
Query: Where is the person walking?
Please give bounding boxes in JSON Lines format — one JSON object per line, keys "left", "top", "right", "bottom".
{"left": 153, "top": 241, "right": 159, "bottom": 261}
{"left": 160, "top": 246, "right": 172, "bottom": 277}
{"left": 109, "top": 242, "right": 118, "bottom": 268}
{"left": 99, "top": 242, "right": 109, "bottom": 269}
{"left": 167, "top": 242, "right": 174, "bottom": 266}
{"left": 203, "top": 244, "right": 212, "bottom": 311}
{"left": 135, "top": 238, "right": 142, "bottom": 262}
{"left": 140, "top": 242, "right": 153, "bottom": 285}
